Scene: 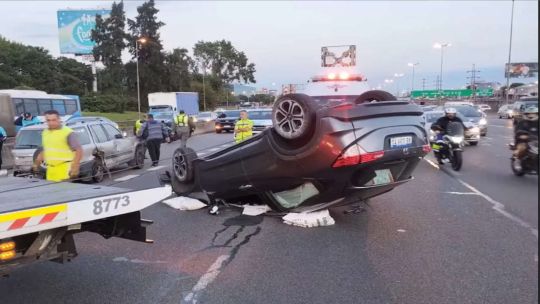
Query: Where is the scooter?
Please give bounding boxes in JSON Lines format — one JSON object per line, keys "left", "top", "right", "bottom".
{"left": 431, "top": 122, "right": 465, "bottom": 171}
{"left": 509, "top": 132, "right": 538, "bottom": 176}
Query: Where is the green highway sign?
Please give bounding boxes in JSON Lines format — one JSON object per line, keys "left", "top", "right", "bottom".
{"left": 411, "top": 88, "right": 493, "bottom": 98}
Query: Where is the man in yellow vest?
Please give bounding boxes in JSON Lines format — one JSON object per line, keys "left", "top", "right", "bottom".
{"left": 33, "top": 110, "right": 82, "bottom": 182}
{"left": 234, "top": 110, "right": 254, "bottom": 143}
{"left": 175, "top": 110, "right": 190, "bottom": 148}
{"left": 134, "top": 114, "right": 147, "bottom": 137}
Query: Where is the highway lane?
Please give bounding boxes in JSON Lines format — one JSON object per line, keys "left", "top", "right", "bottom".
{"left": 1, "top": 125, "right": 537, "bottom": 304}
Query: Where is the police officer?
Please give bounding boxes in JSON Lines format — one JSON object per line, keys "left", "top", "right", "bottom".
{"left": 134, "top": 114, "right": 147, "bottom": 137}
{"left": 234, "top": 110, "right": 253, "bottom": 143}
{"left": 33, "top": 110, "right": 82, "bottom": 182}
{"left": 175, "top": 110, "right": 190, "bottom": 148}
{"left": 138, "top": 114, "right": 170, "bottom": 166}
{"left": 22, "top": 112, "right": 41, "bottom": 127}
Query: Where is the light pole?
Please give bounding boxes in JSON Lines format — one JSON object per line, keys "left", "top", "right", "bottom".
{"left": 407, "top": 62, "right": 419, "bottom": 94}
{"left": 393, "top": 73, "right": 404, "bottom": 97}
{"left": 433, "top": 42, "right": 451, "bottom": 102}
{"left": 200, "top": 62, "right": 207, "bottom": 111}
{"left": 135, "top": 37, "right": 147, "bottom": 120}
{"left": 505, "top": 0, "right": 515, "bottom": 105}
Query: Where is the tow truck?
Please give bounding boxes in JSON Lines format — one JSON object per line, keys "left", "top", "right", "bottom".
{"left": 0, "top": 176, "right": 171, "bottom": 276}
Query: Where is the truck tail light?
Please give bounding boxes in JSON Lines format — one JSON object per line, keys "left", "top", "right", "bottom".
{"left": 332, "top": 145, "right": 385, "bottom": 168}
{"left": 0, "top": 241, "right": 15, "bottom": 252}
{"left": 0, "top": 250, "right": 16, "bottom": 261}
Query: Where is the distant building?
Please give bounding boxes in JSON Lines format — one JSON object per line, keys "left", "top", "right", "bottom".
{"left": 226, "top": 84, "right": 257, "bottom": 96}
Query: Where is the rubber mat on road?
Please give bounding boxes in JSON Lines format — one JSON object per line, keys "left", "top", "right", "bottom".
{"left": 282, "top": 209, "right": 335, "bottom": 228}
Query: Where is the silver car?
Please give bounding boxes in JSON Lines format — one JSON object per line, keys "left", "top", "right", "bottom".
{"left": 12, "top": 118, "right": 145, "bottom": 182}
{"left": 247, "top": 108, "right": 272, "bottom": 134}
{"left": 423, "top": 110, "right": 480, "bottom": 145}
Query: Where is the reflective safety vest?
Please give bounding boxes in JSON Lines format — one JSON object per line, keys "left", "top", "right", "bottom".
{"left": 134, "top": 119, "right": 143, "bottom": 134}
{"left": 42, "top": 126, "right": 74, "bottom": 166}
{"left": 175, "top": 114, "right": 188, "bottom": 126}
{"left": 234, "top": 119, "right": 254, "bottom": 143}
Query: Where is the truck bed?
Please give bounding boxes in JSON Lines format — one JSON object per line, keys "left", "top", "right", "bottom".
{"left": 0, "top": 177, "right": 172, "bottom": 239}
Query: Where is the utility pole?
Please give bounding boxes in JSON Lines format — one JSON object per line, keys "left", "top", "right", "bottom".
{"left": 504, "top": 0, "right": 515, "bottom": 106}
{"left": 466, "top": 64, "right": 481, "bottom": 102}
{"left": 421, "top": 78, "right": 426, "bottom": 91}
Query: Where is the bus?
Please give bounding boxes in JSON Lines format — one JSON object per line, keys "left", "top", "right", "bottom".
{"left": 0, "top": 89, "right": 81, "bottom": 137}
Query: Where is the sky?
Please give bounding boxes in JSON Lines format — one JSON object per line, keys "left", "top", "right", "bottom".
{"left": 0, "top": 0, "right": 538, "bottom": 93}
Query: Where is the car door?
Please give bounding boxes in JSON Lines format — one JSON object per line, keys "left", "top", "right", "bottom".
{"left": 102, "top": 123, "right": 133, "bottom": 164}
{"left": 88, "top": 124, "right": 116, "bottom": 168}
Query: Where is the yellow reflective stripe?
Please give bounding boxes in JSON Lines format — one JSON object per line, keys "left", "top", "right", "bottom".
{"left": 0, "top": 204, "right": 67, "bottom": 223}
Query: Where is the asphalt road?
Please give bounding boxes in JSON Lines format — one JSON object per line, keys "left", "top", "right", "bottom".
{"left": 1, "top": 114, "right": 538, "bottom": 304}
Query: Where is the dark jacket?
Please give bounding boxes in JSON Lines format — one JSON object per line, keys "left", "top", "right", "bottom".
{"left": 431, "top": 116, "right": 465, "bottom": 134}
{"left": 515, "top": 119, "right": 539, "bottom": 142}
{"left": 140, "top": 120, "right": 168, "bottom": 140}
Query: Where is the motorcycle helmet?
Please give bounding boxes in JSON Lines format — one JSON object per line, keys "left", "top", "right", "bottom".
{"left": 523, "top": 106, "right": 538, "bottom": 121}
{"left": 445, "top": 107, "right": 457, "bottom": 114}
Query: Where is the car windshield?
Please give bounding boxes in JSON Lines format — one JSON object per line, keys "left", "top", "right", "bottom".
{"left": 153, "top": 113, "right": 172, "bottom": 119}
{"left": 425, "top": 113, "right": 443, "bottom": 123}
{"left": 198, "top": 112, "right": 212, "bottom": 117}
{"left": 249, "top": 111, "right": 272, "bottom": 120}
{"left": 149, "top": 106, "right": 171, "bottom": 112}
{"left": 454, "top": 106, "right": 482, "bottom": 117}
{"left": 15, "top": 129, "right": 42, "bottom": 149}
{"left": 221, "top": 110, "right": 241, "bottom": 118}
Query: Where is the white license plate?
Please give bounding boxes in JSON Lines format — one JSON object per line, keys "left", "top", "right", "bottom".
{"left": 223, "top": 125, "right": 232, "bottom": 129}
{"left": 390, "top": 136, "right": 413, "bottom": 148}
{"left": 371, "top": 169, "right": 394, "bottom": 185}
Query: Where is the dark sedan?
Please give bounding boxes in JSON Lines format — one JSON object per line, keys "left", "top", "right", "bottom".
{"left": 215, "top": 110, "right": 240, "bottom": 133}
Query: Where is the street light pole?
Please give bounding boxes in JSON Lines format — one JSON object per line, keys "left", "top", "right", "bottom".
{"left": 434, "top": 42, "right": 451, "bottom": 103}
{"left": 201, "top": 63, "right": 207, "bottom": 111}
{"left": 135, "top": 38, "right": 147, "bottom": 120}
{"left": 408, "top": 62, "right": 419, "bottom": 93}
{"left": 505, "top": 0, "right": 515, "bottom": 105}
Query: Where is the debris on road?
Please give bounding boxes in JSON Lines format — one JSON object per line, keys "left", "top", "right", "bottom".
{"left": 242, "top": 204, "right": 271, "bottom": 216}
{"left": 163, "top": 196, "right": 207, "bottom": 211}
{"left": 282, "top": 209, "right": 335, "bottom": 228}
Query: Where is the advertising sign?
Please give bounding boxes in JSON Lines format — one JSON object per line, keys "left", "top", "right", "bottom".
{"left": 57, "top": 9, "right": 111, "bottom": 55}
{"left": 504, "top": 62, "right": 538, "bottom": 78}
{"left": 411, "top": 89, "right": 493, "bottom": 98}
{"left": 321, "top": 45, "right": 356, "bottom": 67}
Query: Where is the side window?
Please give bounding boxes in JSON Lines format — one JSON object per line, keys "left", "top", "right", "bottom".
{"left": 89, "top": 125, "right": 108, "bottom": 143}
{"left": 72, "top": 127, "right": 91, "bottom": 145}
{"left": 52, "top": 100, "right": 66, "bottom": 115}
{"left": 65, "top": 100, "right": 78, "bottom": 114}
{"left": 23, "top": 99, "right": 38, "bottom": 116}
{"left": 13, "top": 98, "right": 24, "bottom": 115}
{"left": 38, "top": 99, "right": 53, "bottom": 114}
{"left": 103, "top": 124, "right": 122, "bottom": 140}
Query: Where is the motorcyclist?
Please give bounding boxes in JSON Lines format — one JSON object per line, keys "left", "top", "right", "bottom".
{"left": 431, "top": 108, "right": 465, "bottom": 164}
{"left": 513, "top": 106, "right": 538, "bottom": 166}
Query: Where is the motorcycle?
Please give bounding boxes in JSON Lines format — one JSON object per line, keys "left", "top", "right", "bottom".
{"left": 431, "top": 122, "right": 465, "bottom": 171}
{"left": 509, "top": 132, "right": 538, "bottom": 176}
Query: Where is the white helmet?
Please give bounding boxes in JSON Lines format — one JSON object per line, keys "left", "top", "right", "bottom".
{"left": 445, "top": 107, "right": 457, "bottom": 114}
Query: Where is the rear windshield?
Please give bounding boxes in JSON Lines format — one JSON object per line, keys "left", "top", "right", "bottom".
{"left": 150, "top": 106, "right": 171, "bottom": 112}
{"left": 249, "top": 111, "right": 272, "bottom": 120}
{"left": 153, "top": 112, "right": 173, "bottom": 120}
{"left": 15, "top": 129, "right": 43, "bottom": 149}
{"left": 454, "top": 106, "right": 482, "bottom": 117}
{"left": 425, "top": 113, "right": 443, "bottom": 123}
{"left": 198, "top": 112, "right": 212, "bottom": 117}
{"left": 220, "top": 110, "right": 241, "bottom": 118}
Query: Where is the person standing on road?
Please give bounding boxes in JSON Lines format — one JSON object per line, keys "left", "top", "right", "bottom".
{"left": 22, "top": 112, "right": 41, "bottom": 127}
{"left": 0, "top": 124, "right": 7, "bottom": 170}
{"left": 134, "top": 114, "right": 147, "bottom": 137}
{"left": 33, "top": 110, "right": 83, "bottom": 182}
{"left": 175, "top": 110, "right": 190, "bottom": 148}
{"left": 138, "top": 114, "right": 169, "bottom": 167}
{"left": 234, "top": 110, "right": 254, "bottom": 143}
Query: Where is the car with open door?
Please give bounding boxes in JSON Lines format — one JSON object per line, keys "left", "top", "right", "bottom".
{"left": 168, "top": 70, "right": 430, "bottom": 212}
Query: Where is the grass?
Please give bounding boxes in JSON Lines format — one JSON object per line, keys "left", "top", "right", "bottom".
{"left": 82, "top": 111, "right": 141, "bottom": 122}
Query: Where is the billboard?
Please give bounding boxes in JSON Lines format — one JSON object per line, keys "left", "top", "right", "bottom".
{"left": 321, "top": 45, "right": 356, "bottom": 67}
{"left": 505, "top": 62, "right": 538, "bottom": 78}
{"left": 57, "top": 9, "right": 111, "bottom": 55}
{"left": 411, "top": 89, "right": 494, "bottom": 98}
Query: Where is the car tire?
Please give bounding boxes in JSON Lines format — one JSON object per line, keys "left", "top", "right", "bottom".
{"left": 216, "top": 129, "right": 222, "bottom": 134}
{"left": 171, "top": 147, "right": 198, "bottom": 196}
{"left": 353, "top": 90, "right": 397, "bottom": 104}
{"left": 128, "top": 144, "right": 145, "bottom": 169}
{"left": 469, "top": 141, "right": 479, "bottom": 146}
{"left": 272, "top": 93, "right": 316, "bottom": 142}
{"left": 92, "top": 160, "right": 105, "bottom": 183}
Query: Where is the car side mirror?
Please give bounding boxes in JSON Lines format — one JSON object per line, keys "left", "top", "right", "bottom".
{"left": 115, "top": 133, "right": 124, "bottom": 139}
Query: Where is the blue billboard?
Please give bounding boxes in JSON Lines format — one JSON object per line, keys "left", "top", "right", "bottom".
{"left": 57, "top": 9, "right": 111, "bottom": 55}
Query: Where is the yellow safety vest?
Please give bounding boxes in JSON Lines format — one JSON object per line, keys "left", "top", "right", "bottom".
{"left": 176, "top": 114, "right": 188, "bottom": 126}
{"left": 234, "top": 119, "right": 254, "bottom": 143}
{"left": 134, "top": 119, "right": 143, "bottom": 134}
{"left": 42, "top": 126, "right": 74, "bottom": 182}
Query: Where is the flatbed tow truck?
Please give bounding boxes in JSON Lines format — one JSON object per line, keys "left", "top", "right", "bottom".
{"left": 0, "top": 176, "right": 171, "bottom": 276}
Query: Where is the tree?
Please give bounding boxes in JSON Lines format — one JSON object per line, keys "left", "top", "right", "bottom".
{"left": 193, "top": 40, "right": 256, "bottom": 84}
{"left": 164, "top": 48, "right": 193, "bottom": 92}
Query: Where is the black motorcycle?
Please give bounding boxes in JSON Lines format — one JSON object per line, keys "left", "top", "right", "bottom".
{"left": 509, "top": 132, "right": 538, "bottom": 176}
{"left": 431, "top": 122, "right": 465, "bottom": 171}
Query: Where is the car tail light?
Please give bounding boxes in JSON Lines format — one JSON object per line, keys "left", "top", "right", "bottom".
{"left": 339, "top": 72, "right": 349, "bottom": 80}
{"left": 422, "top": 144, "right": 432, "bottom": 153}
{"left": 332, "top": 145, "right": 385, "bottom": 168}
{"left": 327, "top": 73, "right": 336, "bottom": 80}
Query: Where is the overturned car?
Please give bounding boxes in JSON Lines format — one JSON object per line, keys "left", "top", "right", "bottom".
{"left": 168, "top": 85, "right": 430, "bottom": 213}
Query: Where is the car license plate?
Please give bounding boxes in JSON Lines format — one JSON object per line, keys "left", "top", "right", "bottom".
{"left": 223, "top": 125, "right": 232, "bottom": 129}
{"left": 371, "top": 169, "right": 394, "bottom": 185}
{"left": 390, "top": 136, "right": 412, "bottom": 148}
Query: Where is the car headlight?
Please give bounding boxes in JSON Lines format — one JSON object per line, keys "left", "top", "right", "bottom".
{"left": 479, "top": 118, "right": 487, "bottom": 125}
{"left": 470, "top": 127, "right": 480, "bottom": 134}
{"left": 450, "top": 136, "right": 464, "bottom": 143}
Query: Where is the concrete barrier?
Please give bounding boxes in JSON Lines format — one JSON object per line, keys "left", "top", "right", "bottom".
{"left": 1, "top": 138, "right": 15, "bottom": 170}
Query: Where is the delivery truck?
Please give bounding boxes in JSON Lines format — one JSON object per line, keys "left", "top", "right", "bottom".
{"left": 148, "top": 92, "right": 200, "bottom": 116}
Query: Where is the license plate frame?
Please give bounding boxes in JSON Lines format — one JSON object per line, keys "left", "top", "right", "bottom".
{"left": 390, "top": 136, "right": 413, "bottom": 148}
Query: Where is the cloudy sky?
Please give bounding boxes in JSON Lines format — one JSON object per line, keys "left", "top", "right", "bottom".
{"left": 0, "top": 1, "right": 538, "bottom": 92}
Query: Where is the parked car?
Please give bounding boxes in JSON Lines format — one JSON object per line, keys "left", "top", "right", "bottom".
{"left": 498, "top": 104, "right": 514, "bottom": 119}
{"left": 512, "top": 97, "right": 538, "bottom": 126}
{"left": 449, "top": 105, "right": 488, "bottom": 136}
{"left": 247, "top": 108, "right": 272, "bottom": 134}
{"left": 12, "top": 119, "right": 145, "bottom": 182}
{"left": 168, "top": 88, "right": 430, "bottom": 213}
{"left": 423, "top": 110, "right": 480, "bottom": 146}
{"left": 215, "top": 110, "right": 241, "bottom": 133}
{"left": 196, "top": 111, "right": 217, "bottom": 123}
{"left": 478, "top": 104, "right": 492, "bottom": 112}
{"left": 66, "top": 116, "right": 119, "bottom": 129}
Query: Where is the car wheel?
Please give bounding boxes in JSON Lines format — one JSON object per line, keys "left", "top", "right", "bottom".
{"left": 171, "top": 147, "right": 197, "bottom": 195}
{"left": 216, "top": 129, "right": 222, "bottom": 134}
{"left": 92, "top": 160, "right": 105, "bottom": 183}
{"left": 272, "top": 93, "right": 315, "bottom": 141}
{"left": 128, "top": 144, "right": 145, "bottom": 169}
{"left": 469, "top": 141, "right": 478, "bottom": 146}
{"left": 353, "top": 90, "right": 397, "bottom": 104}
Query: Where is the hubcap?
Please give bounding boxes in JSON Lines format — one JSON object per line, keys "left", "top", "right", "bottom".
{"left": 274, "top": 99, "right": 305, "bottom": 138}
{"left": 173, "top": 151, "right": 187, "bottom": 180}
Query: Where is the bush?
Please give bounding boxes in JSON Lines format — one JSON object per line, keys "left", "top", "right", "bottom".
{"left": 81, "top": 93, "right": 128, "bottom": 113}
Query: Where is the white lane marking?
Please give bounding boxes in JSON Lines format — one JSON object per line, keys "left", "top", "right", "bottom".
{"left": 113, "top": 174, "right": 139, "bottom": 182}
{"left": 489, "top": 125, "right": 507, "bottom": 128}
{"left": 397, "top": 229, "right": 406, "bottom": 233}
{"left": 113, "top": 257, "right": 167, "bottom": 264}
{"left": 443, "top": 191, "right": 478, "bottom": 195}
{"left": 182, "top": 254, "right": 230, "bottom": 304}
{"left": 147, "top": 165, "right": 165, "bottom": 171}
{"left": 425, "top": 158, "right": 440, "bottom": 170}
{"left": 455, "top": 178, "right": 539, "bottom": 240}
